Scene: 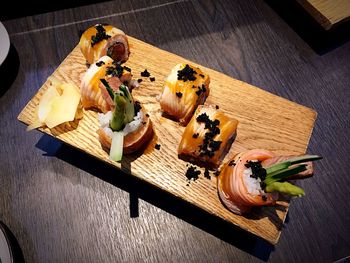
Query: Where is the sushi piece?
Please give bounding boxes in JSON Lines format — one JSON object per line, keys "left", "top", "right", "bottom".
{"left": 159, "top": 63, "right": 210, "bottom": 125}
{"left": 97, "top": 79, "right": 153, "bottom": 160}
{"left": 217, "top": 149, "right": 322, "bottom": 215}
{"left": 178, "top": 105, "right": 238, "bottom": 169}
{"left": 80, "top": 56, "right": 133, "bottom": 113}
{"left": 79, "top": 24, "right": 130, "bottom": 64}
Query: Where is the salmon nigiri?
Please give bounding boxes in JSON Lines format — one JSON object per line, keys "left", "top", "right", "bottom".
{"left": 159, "top": 63, "right": 210, "bottom": 126}
{"left": 178, "top": 105, "right": 238, "bottom": 169}
{"left": 218, "top": 149, "right": 322, "bottom": 215}
{"left": 80, "top": 56, "right": 133, "bottom": 113}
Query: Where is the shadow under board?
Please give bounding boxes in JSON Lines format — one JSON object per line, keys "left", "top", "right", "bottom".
{"left": 35, "top": 134, "right": 276, "bottom": 261}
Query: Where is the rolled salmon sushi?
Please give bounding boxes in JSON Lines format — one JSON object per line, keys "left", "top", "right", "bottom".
{"left": 218, "top": 149, "right": 321, "bottom": 215}
{"left": 178, "top": 105, "right": 238, "bottom": 169}
{"left": 159, "top": 63, "right": 210, "bottom": 126}
{"left": 97, "top": 78, "right": 153, "bottom": 160}
{"left": 97, "top": 107, "right": 153, "bottom": 154}
{"left": 80, "top": 56, "right": 133, "bottom": 113}
{"left": 79, "top": 24, "right": 130, "bottom": 64}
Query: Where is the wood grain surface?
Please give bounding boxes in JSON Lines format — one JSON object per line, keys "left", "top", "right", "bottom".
{"left": 1, "top": 0, "right": 350, "bottom": 262}
{"left": 297, "top": 0, "right": 350, "bottom": 29}
{"left": 18, "top": 37, "right": 316, "bottom": 244}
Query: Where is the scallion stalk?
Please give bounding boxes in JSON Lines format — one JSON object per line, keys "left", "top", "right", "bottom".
{"left": 109, "top": 131, "right": 124, "bottom": 162}
{"left": 264, "top": 164, "right": 307, "bottom": 185}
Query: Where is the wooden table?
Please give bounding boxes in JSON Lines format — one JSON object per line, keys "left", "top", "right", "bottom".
{"left": 1, "top": 0, "right": 349, "bottom": 262}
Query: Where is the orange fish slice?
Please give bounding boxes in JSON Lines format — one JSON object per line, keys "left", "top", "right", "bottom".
{"left": 159, "top": 63, "right": 210, "bottom": 125}
{"left": 80, "top": 56, "right": 132, "bottom": 113}
{"left": 178, "top": 105, "right": 238, "bottom": 169}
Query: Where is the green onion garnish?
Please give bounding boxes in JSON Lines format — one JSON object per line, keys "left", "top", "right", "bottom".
{"left": 264, "top": 164, "right": 307, "bottom": 185}
{"left": 100, "top": 79, "right": 115, "bottom": 99}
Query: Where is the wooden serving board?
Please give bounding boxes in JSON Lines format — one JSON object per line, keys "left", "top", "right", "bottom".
{"left": 18, "top": 36, "right": 316, "bottom": 244}
{"left": 297, "top": 0, "right": 350, "bottom": 30}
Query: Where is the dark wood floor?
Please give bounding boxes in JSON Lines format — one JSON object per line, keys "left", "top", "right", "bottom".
{"left": 1, "top": 0, "right": 349, "bottom": 262}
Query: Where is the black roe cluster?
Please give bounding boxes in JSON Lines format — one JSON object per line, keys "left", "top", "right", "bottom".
{"left": 177, "top": 64, "right": 197, "bottom": 82}
{"left": 185, "top": 165, "right": 201, "bottom": 181}
{"left": 196, "top": 113, "right": 222, "bottom": 158}
{"left": 91, "top": 24, "right": 111, "bottom": 47}
{"left": 106, "top": 61, "right": 127, "bottom": 78}
{"left": 195, "top": 84, "right": 207, "bottom": 96}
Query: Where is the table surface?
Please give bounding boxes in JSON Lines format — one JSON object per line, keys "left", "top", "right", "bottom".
{"left": 1, "top": 0, "right": 350, "bottom": 262}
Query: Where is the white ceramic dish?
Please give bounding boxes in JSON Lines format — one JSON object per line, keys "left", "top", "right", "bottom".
{"left": 0, "top": 21, "right": 10, "bottom": 66}
{"left": 0, "top": 223, "right": 12, "bottom": 263}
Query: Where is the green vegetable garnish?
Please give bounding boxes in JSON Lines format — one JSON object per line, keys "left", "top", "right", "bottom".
{"left": 99, "top": 79, "right": 138, "bottom": 163}
{"left": 264, "top": 164, "right": 307, "bottom": 185}
{"left": 265, "top": 182, "right": 305, "bottom": 197}
{"left": 286, "top": 155, "right": 322, "bottom": 165}
{"left": 109, "top": 131, "right": 124, "bottom": 162}
{"left": 100, "top": 80, "right": 136, "bottom": 132}
{"left": 100, "top": 79, "right": 115, "bottom": 100}
{"left": 260, "top": 155, "right": 322, "bottom": 196}
{"left": 119, "top": 84, "right": 134, "bottom": 123}
{"left": 110, "top": 94, "right": 127, "bottom": 131}
{"left": 265, "top": 161, "right": 290, "bottom": 174}
{"left": 265, "top": 155, "right": 322, "bottom": 175}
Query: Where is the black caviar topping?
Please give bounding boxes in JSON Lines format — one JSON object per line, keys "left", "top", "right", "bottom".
{"left": 134, "top": 101, "right": 142, "bottom": 113}
{"left": 106, "top": 60, "right": 124, "bottom": 78}
{"left": 196, "top": 113, "right": 222, "bottom": 158}
{"left": 177, "top": 64, "right": 197, "bottom": 82}
{"left": 195, "top": 85, "right": 207, "bottom": 96}
{"left": 146, "top": 113, "right": 149, "bottom": 117}
{"left": 214, "top": 170, "right": 221, "bottom": 177}
{"left": 209, "top": 140, "right": 221, "bottom": 151}
{"left": 150, "top": 77, "right": 155, "bottom": 82}
{"left": 245, "top": 160, "right": 267, "bottom": 189}
{"left": 228, "top": 160, "right": 236, "bottom": 166}
{"left": 176, "top": 92, "right": 183, "bottom": 98}
{"left": 95, "top": 61, "right": 105, "bottom": 67}
{"left": 137, "top": 79, "right": 143, "bottom": 83}
{"left": 185, "top": 165, "right": 201, "bottom": 181}
{"left": 155, "top": 144, "right": 161, "bottom": 150}
{"left": 215, "top": 105, "right": 219, "bottom": 109}
{"left": 204, "top": 168, "right": 210, "bottom": 179}
{"left": 141, "top": 69, "right": 150, "bottom": 77}
{"left": 192, "top": 133, "right": 199, "bottom": 138}
{"left": 196, "top": 113, "right": 209, "bottom": 123}
{"left": 91, "top": 24, "right": 111, "bottom": 47}
{"left": 199, "top": 74, "right": 205, "bottom": 78}
{"left": 123, "top": 66, "right": 131, "bottom": 72}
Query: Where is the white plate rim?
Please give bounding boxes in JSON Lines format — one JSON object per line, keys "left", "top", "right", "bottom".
{"left": 0, "top": 222, "right": 13, "bottom": 263}
{"left": 0, "top": 21, "right": 10, "bottom": 66}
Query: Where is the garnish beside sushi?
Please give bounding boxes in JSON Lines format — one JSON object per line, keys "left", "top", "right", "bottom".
{"left": 178, "top": 105, "right": 238, "bottom": 169}
{"left": 79, "top": 24, "right": 130, "bottom": 64}
{"left": 96, "top": 79, "right": 153, "bottom": 161}
{"left": 27, "top": 77, "right": 83, "bottom": 131}
{"left": 159, "top": 63, "right": 210, "bottom": 126}
{"left": 81, "top": 56, "right": 135, "bottom": 113}
{"left": 217, "top": 149, "right": 322, "bottom": 215}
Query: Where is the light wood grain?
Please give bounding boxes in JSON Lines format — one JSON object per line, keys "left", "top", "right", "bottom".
{"left": 297, "top": 0, "right": 350, "bottom": 29}
{"left": 17, "top": 36, "right": 316, "bottom": 244}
